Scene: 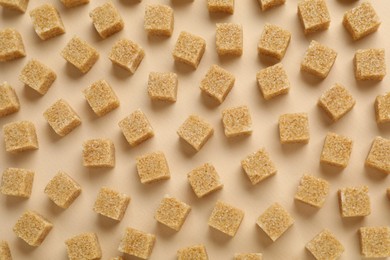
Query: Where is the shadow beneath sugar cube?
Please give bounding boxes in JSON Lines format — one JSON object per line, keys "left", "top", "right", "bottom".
{"left": 45, "top": 198, "right": 66, "bottom": 216}
{"left": 43, "top": 123, "right": 64, "bottom": 143}
{"left": 207, "top": 227, "right": 232, "bottom": 245}
{"left": 96, "top": 214, "right": 120, "bottom": 230}
{"left": 4, "top": 195, "right": 29, "bottom": 209}
{"left": 300, "top": 71, "right": 324, "bottom": 87}
{"left": 153, "top": 222, "right": 178, "bottom": 239}
{"left": 149, "top": 99, "right": 174, "bottom": 112}
{"left": 1, "top": 8, "right": 24, "bottom": 19}
{"left": 110, "top": 64, "right": 132, "bottom": 80}
{"left": 340, "top": 215, "right": 366, "bottom": 229}
{"left": 364, "top": 165, "right": 388, "bottom": 182}
{"left": 292, "top": 199, "right": 319, "bottom": 219}
{"left": 217, "top": 54, "right": 240, "bottom": 66}
{"left": 220, "top": 133, "right": 251, "bottom": 149}
{"left": 177, "top": 139, "right": 197, "bottom": 158}
{"left": 319, "top": 163, "right": 344, "bottom": 179}
{"left": 173, "top": 61, "right": 196, "bottom": 75}
{"left": 13, "top": 236, "right": 37, "bottom": 253}
{"left": 377, "top": 122, "right": 390, "bottom": 134}
{"left": 208, "top": 12, "right": 231, "bottom": 22}
{"left": 354, "top": 78, "right": 382, "bottom": 91}
{"left": 22, "top": 85, "right": 42, "bottom": 102}
{"left": 258, "top": 54, "right": 279, "bottom": 67}
{"left": 170, "top": 0, "right": 193, "bottom": 8}
{"left": 314, "top": 105, "right": 335, "bottom": 128}
{"left": 118, "top": 0, "right": 142, "bottom": 7}
{"left": 199, "top": 92, "right": 220, "bottom": 110}
{"left": 254, "top": 225, "right": 274, "bottom": 248}
{"left": 63, "top": 62, "right": 84, "bottom": 79}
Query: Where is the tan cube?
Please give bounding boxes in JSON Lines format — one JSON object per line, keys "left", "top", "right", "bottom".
{"left": 177, "top": 245, "right": 208, "bottom": 260}
{"left": 65, "top": 232, "right": 102, "bottom": 260}
{"left": 258, "top": 0, "right": 285, "bottom": 11}
{"left": 83, "top": 79, "right": 120, "bottom": 116}
{"left": 256, "top": 203, "right": 294, "bottom": 241}
{"left": 234, "top": 253, "right": 263, "bottom": 260}
{"left": 343, "top": 2, "right": 380, "bottom": 41}
{"left": 83, "top": 139, "right": 115, "bottom": 168}
{"left": 338, "top": 186, "right": 370, "bottom": 218}
{"left": 155, "top": 195, "right": 191, "bottom": 231}
{"left": 30, "top": 4, "right": 65, "bottom": 40}
{"left": 90, "top": 2, "right": 124, "bottom": 39}
{"left": 200, "top": 64, "right": 235, "bottom": 104}
{"left": 93, "top": 187, "right": 130, "bottom": 221}
{"left": 258, "top": 24, "right": 291, "bottom": 60}
{"left": 177, "top": 115, "right": 214, "bottom": 151}
{"left": 208, "top": 200, "right": 244, "bottom": 237}
{"left": 187, "top": 163, "right": 223, "bottom": 198}
{"left": 0, "top": 0, "right": 28, "bottom": 12}
{"left": 147, "top": 72, "right": 178, "bottom": 102}
{"left": 256, "top": 63, "right": 290, "bottom": 100}
{"left": 144, "top": 4, "right": 174, "bottom": 37}
{"left": 60, "top": 0, "right": 89, "bottom": 8}
{"left": 0, "top": 82, "right": 20, "bottom": 117}
{"left": 318, "top": 84, "right": 355, "bottom": 122}
{"left": 43, "top": 99, "right": 81, "bottom": 136}
{"left": 136, "top": 151, "right": 170, "bottom": 184}
{"left": 61, "top": 36, "right": 99, "bottom": 73}
{"left": 3, "top": 121, "right": 38, "bottom": 153}
{"left": 118, "top": 109, "right": 154, "bottom": 147}
{"left": 208, "top": 0, "right": 234, "bottom": 14}
{"left": 1, "top": 167, "right": 34, "bottom": 198}
{"left": 306, "top": 229, "right": 344, "bottom": 260}
{"left": 216, "top": 23, "right": 242, "bottom": 56}
{"left": 13, "top": 210, "right": 53, "bottom": 246}
{"left": 359, "top": 227, "right": 390, "bottom": 258}
{"left": 118, "top": 227, "right": 156, "bottom": 259}
{"left": 173, "top": 31, "right": 206, "bottom": 69}
{"left": 298, "top": 0, "right": 330, "bottom": 34}
{"left": 375, "top": 92, "right": 390, "bottom": 124}
{"left": 301, "top": 41, "right": 337, "bottom": 79}
{"left": 109, "top": 38, "right": 145, "bottom": 74}
{"left": 295, "top": 174, "right": 329, "bottom": 208}
{"left": 241, "top": 148, "right": 276, "bottom": 185}
{"left": 279, "top": 113, "right": 309, "bottom": 144}
{"left": 0, "top": 28, "right": 26, "bottom": 62}
{"left": 366, "top": 136, "right": 390, "bottom": 174}
{"left": 110, "top": 257, "right": 123, "bottom": 260}
{"left": 320, "top": 132, "right": 353, "bottom": 168}
{"left": 19, "top": 59, "right": 56, "bottom": 95}
{"left": 0, "top": 240, "right": 12, "bottom": 260}
{"left": 44, "top": 171, "right": 81, "bottom": 209}
{"left": 222, "top": 105, "right": 252, "bottom": 137}
{"left": 354, "top": 49, "right": 386, "bottom": 81}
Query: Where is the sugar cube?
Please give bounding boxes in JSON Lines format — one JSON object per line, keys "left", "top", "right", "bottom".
{"left": 89, "top": 2, "right": 124, "bottom": 39}
{"left": 208, "top": 0, "right": 234, "bottom": 14}
{"left": 200, "top": 64, "right": 235, "bottom": 104}
{"left": 109, "top": 38, "right": 145, "bottom": 74}
{"left": 118, "top": 109, "right": 154, "bottom": 147}
{"left": 256, "top": 63, "right": 290, "bottom": 100}
{"left": 187, "top": 163, "right": 223, "bottom": 198}
{"left": 375, "top": 92, "right": 390, "bottom": 124}
{"left": 320, "top": 132, "right": 353, "bottom": 168}
{"left": 3, "top": 121, "right": 38, "bottom": 153}
{"left": 65, "top": 232, "right": 102, "bottom": 260}
{"left": 155, "top": 195, "right": 191, "bottom": 231}
{"left": 29, "top": 4, "right": 65, "bottom": 40}
{"left": 279, "top": 113, "right": 309, "bottom": 144}
{"left": 338, "top": 186, "right": 370, "bottom": 217}
{"left": 258, "top": 0, "right": 285, "bottom": 11}
{"left": 359, "top": 227, "right": 390, "bottom": 258}
{"left": 365, "top": 136, "right": 390, "bottom": 174}
{"left": 208, "top": 200, "right": 244, "bottom": 237}
{"left": 136, "top": 151, "right": 170, "bottom": 184}
{"left": 258, "top": 24, "right": 291, "bottom": 61}
{"left": 1, "top": 167, "right": 34, "bottom": 198}
{"left": 93, "top": 187, "right": 130, "bottom": 221}
{"left": 0, "top": 28, "right": 26, "bottom": 62}
{"left": 83, "top": 79, "right": 120, "bottom": 116}
{"left": 118, "top": 227, "right": 156, "bottom": 259}
{"left": 241, "top": 148, "right": 277, "bottom": 185}
{"left": 83, "top": 139, "right": 115, "bottom": 168}
{"left": 306, "top": 229, "right": 344, "bottom": 260}
{"left": 144, "top": 4, "right": 174, "bottom": 37}
{"left": 0, "top": 82, "right": 20, "bottom": 117}
{"left": 298, "top": 0, "right": 330, "bottom": 34}
{"left": 173, "top": 31, "right": 206, "bottom": 69}
{"left": 177, "top": 245, "right": 208, "bottom": 260}
{"left": 216, "top": 23, "right": 243, "bottom": 56}
{"left": 147, "top": 72, "right": 178, "bottom": 102}
{"left": 19, "top": 59, "right": 56, "bottom": 95}
{"left": 294, "top": 174, "right": 329, "bottom": 208}
{"left": 354, "top": 48, "right": 386, "bottom": 81}
{"left": 177, "top": 115, "right": 214, "bottom": 151}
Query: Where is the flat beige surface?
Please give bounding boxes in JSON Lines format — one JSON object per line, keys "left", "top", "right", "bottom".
{"left": 1, "top": 0, "right": 390, "bottom": 259}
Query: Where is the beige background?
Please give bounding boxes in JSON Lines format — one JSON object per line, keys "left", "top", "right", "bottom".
{"left": 1, "top": 0, "right": 390, "bottom": 259}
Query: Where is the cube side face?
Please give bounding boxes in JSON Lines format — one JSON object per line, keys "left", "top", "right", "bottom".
{"left": 155, "top": 197, "right": 191, "bottom": 231}
{"left": 216, "top": 23, "right": 243, "bottom": 56}
{"left": 279, "top": 113, "right": 309, "bottom": 144}
{"left": 93, "top": 187, "right": 130, "bottom": 221}
{"left": 256, "top": 63, "right": 290, "bottom": 100}
{"left": 147, "top": 72, "right": 178, "bottom": 102}
{"left": 1, "top": 168, "right": 34, "bottom": 198}
{"left": 0, "top": 29, "right": 26, "bottom": 62}
{"left": 177, "top": 115, "right": 214, "bottom": 151}
{"left": 208, "top": 0, "right": 234, "bottom": 14}
{"left": 375, "top": 93, "right": 390, "bottom": 124}
{"left": 118, "top": 228, "right": 156, "bottom": 259}
{"left": 208, "top": 201, "right": 244, "bottom": 237}
{"left": 188, "top": 163, "right": 223, "bottom": 198}
{"left": 200, "top": 65, "right": 235, "bottom": 104}
{"left": 65, "top": 233, "right": 102, "bottom": 260}
{"left": 44, "top": 171, "right": 81, "bottom": 208}
{"left": 366, "top": 136, "right": 390, "bottom": 173}
{"left": 222, "top": 106, "right": 252, "bottom": 137}
{"left": 339, "top": 186, "right": 371, "bottom": 217}
{"left": 90, "top": 2, "right": 124, "bottom": 39}
{"left": 29, "top": 4, "right": 65, "bottom": 40}
{"left": 294, "top": 175, "right": 329, "bottom": 208}
{"left": 0, "top": 0, "right": 28, "bottom": 12}
{"left": 13, "top": 211, "right": 53, "bottom": 246}
{"left": 301, "top": 41, "right": 337, "bottom": 79}
{"left": 234, "top": 253, "right": 262, "bottom": 260}
{"left": 61, "top": 37, "right": 99, "bottom": 73}
{"left": 109, "top": 39, "right": 145, "bottom": 73}
{"left": 173, "top": 32, "right": 206, "bottom": 69}
{"left": 298, "top": 0, "right": 330, "bottom": 34}
{"left": 0, "top": 83, "right": 20, "bottom": 117}
{"left": 259, "top": 0, "right": 285, "bottom": 11}
{"left": 136, "top": 152, "right": 170, "bottom": 184}
{"left": 258, "top": 24, "right": 291, "bottom": 60}
{"left": 61, "top": 0, "right": 89, "bottom": 8}
{"left": 241, "top": 148, "right": 276, "bottom": 185}
{"left": 84, "top": 80, "right": 120, "bottom": 116}
{"left": 320, "top": 133, "right": 353, "bottom": 168}
{"left": 0, "top": 240, "right": 12, "bottom": 260}
{"left": 119, "top": 110, "right": 154, "bottom": 147}
{"left": 360, "top": 227, "right": 390, "bottom": 258}
{"left": 354, "top": 49, "right": 386, "bottom": 81}
{"left": 19, "top": 59, "right": 57, "bottom": 95}
{"left": 3, "top": 121, "right": 38, "bottom": 153}
{"left": 83, "top": 139, "right": 115, "bottom": 168}
{"left": 318, "top": 84, "right": 355, "bottom": 121}
{"left": 144, "top": 4, "right": 174, "bottom": 36}
{"left": 177, "top": 245, "right": 208, "bottom": 260}
{"left": 306, "top": 230, "right": 344, "bottom": 260}
{"left": 44, "top": 99, "right": 81, "bottom": 136}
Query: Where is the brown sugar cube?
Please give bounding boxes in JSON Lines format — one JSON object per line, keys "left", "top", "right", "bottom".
{"left": 30, "top": 4, "right": 65, "bottom": 40}
{"left": 258, "top": 0, "right": 285, "bottom": 11}
{"left": 216, "top": 23, "right": 242, "bottom": 56}
{"left": 83, "top": 79, "right": 120, "bottom": 116}
{"left": 258, "top": 24, "right": 291, "bottom": 61}
{"left": 144, "top": 4, "right": 174, "bottom": 37}
{"left": 118, "top": 109, "right": 154, "bottom": 147}
{"left": 279, "top": 113, "right": 309, "bottom": 144}
{"left": 241, "top": 148, "right": 277, "bottom": 185}
{"left": 43, "top": 99, "right": 81, "bottom": 137}
{"left": 13, "top": 210, "right": 53, "bottom": 246}
{"left": 44, "top": 171, "right": 81, "bottom": 209}
{"left": 0, "top": 82, "right": 20, "bottom": 117}
{"left": 0, "top": 240, "right": 12, "bottom": 260}
{"left": 61, "top": 36, "right": 99, "bottom": 73}
{"left": 147, "top": 72, "right": 178, "bottom": 102}
{"left": 187, "top": 163, "right": 223, "bottom": 198}
{"left": 200, "top": 64, "right": 235, "bottom": 104}
{"left": 343, "top": 2, "right": 380, "bottom": 41}
{"left": 256, "top": 203, "right": 294, "bottom": 241}
{"left": 110, "top": 257, "right": 123, "bottom": 260}
{"left": 109, "top": 38, "right": 145, "bottom": 74}
{"left": 177, "top": 115, "right": 214, "bottom": 152}
{"left": 298, "top": 0, "right": 330, "bottom": 34}
{"left": 1, "top": 168, "right": 34, "bottom": 198}
{"left": 365, "top": 136, "right": 390, "bottom": 174}
{"left": 90, "top": 2, "right": 124, "bottom": 39}
{"left": 234, "top": 253, "right": 263, "bottom": 260}
{"left": 208, "top": 0, "right": 234, "bottom": 14}
{"left": 19, "top": 59, "right": 56, "bottom": 95}
{"left": 177, "top": 245, "right": 208, "bottom": 260}
{"left": 354, "top": 49, "right": 386, "bottom": 81}
{"left": 65, "top": 232, "right": 102, "bottom": 260}
{"left": 256, "top": 63, "right": 290, "bottom": 100}
{"left": 301, "top": 41, "right": 337, "bottom": 79}
{"left": 208, "top": 200, "right": 244, "bottom": 237}
{"left": 93, "top": 187, "right": 130, "bottom": 221}
{"left": 118, "top": 227, "right": 156, "bottom": 259}
{"left": 154, "top": 195, "right": 191, "bottom": 231}
{"left": 375, "top": 92, "right": 390, "bottom": 124}
{"left": 318, "top": 84, "right": 355, "bottom": 122}
{"left": 83, "top": 139, "right": 115, "bottom": 168}
{"left": 173, "top": 31, "right": 206, "bottom": 69}
{"left": 295, "top": 174, "right": 329, "bottom": 208}
{"left": 320, "top": 132, "right": 353, "bottom": 168}
{"left": 136, "top": 151, "right": 170, "bottom": 184}
{"left": 359, "top": 227, "right": 390, "bottom": 258}
{"left": 3, "top": 121, "right": 38, "bottom": 153}
{"left": 60, "top": 0, "right": 89, "bottom": 8}
{"left": 222, "top": 105, "right": 252, "bottom": 137}
{"left": 338, "top": 186, "right": 370, "bottom": 218}
{"left": 306, "top": 229, "right": 344, "bottom": 260}
{"left": 0, "top": 0, "right": 27, "bottom": 12}
{"left": 0, "top": 28, "right": 26, "bottom": 62}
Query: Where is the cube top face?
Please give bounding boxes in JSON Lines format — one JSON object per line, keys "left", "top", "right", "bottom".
{"left": 155, "top": 196, "right": 191, "bottom": 231}
{"left": 65, "top": 232, "right": 102, "bottom": 260}
{"left": 306, "top": 229, "right": 344, "bottom": 260}
{"left": 118, "top": 227, "right": 156, "bottom": 259}
{"left": 294, "top": 174, "right": 329, "bottom": 208}
{"left": 339, "top": 186, "right": 370, "bottom": 217}
{"left": 360, "top": 227, "right": 390, "bottom": 258}
{"left": 147, "top": 72, "right": 178, "bottom": 102}
{"left": 256, "top": 63, "right": 290, "bottom": 100}
{"left": 208, "top": 0, "right": 234, "bottom": 14}
{"left": 1, "top": 167, "right": 34, "bottom": 198}
{"left": 279, "top": 113, "right": 309, "bottom": 144}
{"left": 343, "top": 2, "right": 380, "bottom": 41}
{"left": 0, "top": 0, "right": 28, "bottom": 12}
{"left": 200, "top": 64, "right": 235, "bottom": 104}
{"left": 0, "top": 28, "right": 26, "bottom": 62}
{"left": 298, "top": 0, "right": 330, "bottom": 34}
{"left": 19, "top": 59, "right": 57, "bottom": 95}
{"left": 29, "top": 4, "right": 65, "bottom": 40}
{"left": 83, "top": 79, "right": 120, "bottom": 116}
{"left": 177, "top": 115, "right": 214, "bottom": 151}
{"left": 136, "top": 151, "right": 170, "bottom": 184}
{"left": 366, "top": 136, "right": 390, "bottom": 174}
{"left": 44, "top": 171, "right": 81, "bottom": 208}
{"left": 144, "top": 4, "right": 174, "bottom": 36}
{"left": 259, "top": 0, "right": 285, "bottom": 11}
{"left": 173, "top": 31, "right": 206, "bottom": 69}
{"left": 216, "top": 23, "right": 243, "bottom": 56}
{"left": 118, "top": 109, "right": 154, "bottom": 147}
{"left": 258, "top": 24, "right": 291, "bottom": 60}
{"left": 375, "top": 92, "right": 390, "bottom": 124}
{"left": 177, "top": 245, "right": 208, "bottom": 260}
{"left": 208, "top": 200, "right": 244, "bottom": 237}
{"left": 44, "top": 99, "right": 81, "bottom": 136}
{"left": 320, "top": 132, "right": 353, "bottom": 168}
{"left": 89, "top": 2, "right": 124, "bottom": 39}
{"left": 354, "top": 49, "right": 386, "bottom": 81}
{"left": 3, "top": 120, "right": 38, "bottom": 153}
{"left": 187, "top": 163, "right": 223, "bottom": 198}
{"left": 241, "top": 148, "right": 277, "bottom": 185}
{"left": 109, "top": 38, "right": 145, "bottom": 73}
{"left": 222, "top": 105, "right": 252, "bottom": 137}
{"left": 0, "top": 82, "right": 20, "bottom": 117}
{"left": 93, "top": 187, "right": 130, "bottom": 221}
